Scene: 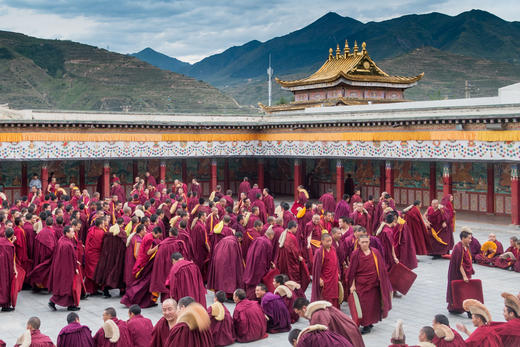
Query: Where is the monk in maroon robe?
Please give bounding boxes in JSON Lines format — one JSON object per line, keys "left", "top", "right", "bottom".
{"left": 273, "top": 277, "right": 299, "bottom": 323}
{"left": 256, "top": 284, "right": 291, "bottom": 333}
{"left": 306, "top": 215, "right": 323, "bottom": 255}
{"left": 311, "top": 233, "right": 340, "bottom": 308}
{"left": 392, "top": 216, "right": 418, "bottom": 270}
{"left": 293, "top": 299, "right": 365, "bottom": 347}
{"left": 282, "top": 203, "right": 296, "bottom": 229}
{"left": 150, "top": 299, "right": 177, "bottom": 347}
{"left": 243, "top": 230, "right": 274, "bottom": 299}
{"left": 208, "top": 291, "right": 235, "bottom": 347}
{"left": 238, "top": 178, "right": 251, "bottom": 196}
{"left": 0, "top": 230, "right": 15, "bottom": 311}
{"left": 403, "top": 201, "right": 430, "bottom": 255}
{"left": 127, "top": 305, "right": 153, "bottom": 347}
{"left": 150, "top": 228, "right": 189, "bottom": 300}
{"left": 446, "top": 229, "right": 474, "bottom": 313}
{"left": 492, "top": 292, "right": 520, "bottom": 346}
{"left": 335, "top": 195, "right": 351, "bottom": 221}
{"left": 94, "top": 220, "right": 127, "bottom": 295}
{"left": 456, "top": 299, "right": 501, "bottom": 347}
{"left": 84, "top": 218, "right": 106, "bottom": 294}
{"left": 93, "top": 307, "right": 133, "bottom": 347}
{"left": 290, "top": 325, "right": 353, "bottom": 347}
{"left": 233, "top": 289, "right": 267, "bottom": 342}
{"left": 432, "top": 323, "right": 466, "bottom": 347}
{"left": 475, "top": 233, "right": 504, "bottom": 266}
{"left": 48, "top": 226, "right": 80, "bottom": 310}
{"left": 29, "top": 218, "right": 57, "bottom": 288}
{"left": 320, "top": 189, "right": 336, "bottom": 213}
{"left": 57, "top": 313, "right": 94, "bottom": 347}
{"left": 426, "top": 200, "right": 450, "bottom": 256}
{"left": 124, "top": 225, "right": 145, "bottom": 287}
{"left": 166, "top": 253, "right": 206, "bottom": 306}
{"left": 276, "top": 221, "right": 310, "bottom": 292}
{"left": 166, "top": 302, "right": 214, "bottom": 347}
{"left": 377, "top": 215, "right": 400, "bottom": 273}
{"left": 13, "top": 218, "right": 31, "bottom": 279}
{"left": 191, "top": 211, "right": 211, "bottom": 278}
{"left": 207, "top": 234, "right": 244, "bottom": 295}
{"left": 14, "top": 317, "right": 54, "bottom": 347}
{"left": 121, "top": 227, "right": 162, "bottom": 308}
{"left": 351, "top": 203, "right": 371, "bottom": 232}
{"left": 263, "top": 189, "right": 275, "bottom": 217}
{"left": 347, "top": 234, "right": 392, "bottom": 333}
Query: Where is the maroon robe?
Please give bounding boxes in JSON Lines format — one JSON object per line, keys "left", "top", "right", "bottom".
{"left": 377, "top": 224, "right": 396, "bottom": 272}
{"left": 347, "top": 248, "right": 392, "bottom": 326}
{"left": 243, "top": 236, "right": 273, "bottom": 299}
{"left": 393, "top": 220, "right": 418, "bottom": 270}
{"left": 13, "top": 226, "right": 31, "bottom": 275}
{"left": 283, "top": 210, "right": 296, "bottom": 229}
{"left": 29, "top": 227, "right": 57, "bottom": 287}
{"left": 233, "top": 299, "right": 267, "bottom": 343}
{"left": 93, "top": 318, "right": 132, "bottom": 347}
{"left": 94, "top": 231, "right": 127, "bottom": 289}
{"left": 440, "top": 195, "right": 456, "bottom": 249}
{"left": 263, "top": 194, "right": 275, "bottom": 217}
{"left": 84, "top": 226, "right": 105, "bottom": 288}
{"left": 190, "top": 220, "right": 210, "bottom": 279}
{"left": 427, "top": 206, "right": 450, "bottom": 255}
{"left": 110, "top": 185, "right": 126, "bottom": 204}
{"left": 238, "top": 181, "right": 251, "bottom": 196}
{"left": 48, "top": 236, "right": 78, "bottom": 307}
{"left": 275, "top": 285, "right": 299, "bottom": 323}
{"left": 127, "top": 314, "right": 153, "bottom": 347}
{"left": 165, "top": 321, "right": 214, "bottom": 347}
{"left": 432, "top": 327, "right": 466, "bottom": 347}
{"left": 0, "top": 237, "right": 15, "bottom": 309}
{"left": 306, "top": 221, "right": 323, "bottom": 254}
{"left": 150, "top": 237, "right": 189, "bottom": 298}
{"left": 166, "top": 259, "right": 206, "bottom": 306}
{"left": 297, "top": 327, "right": 353, "bottom": 347}
{"left": 57, "top": 322, "right": 94, "bottom": 347}
{"left": 14, "top": 329, "right": 54, "bottom": 347}
{"left": 464, "top": 324, "right": 502, "bottom": 347}
{"left": 320, "top": 193, "right": 336, "bottom": 213}
{"left": 248, "top": 188, "right": 262, "bottom": 202}
{"left": 150, "top": 317, "right": 170, "bottom": 347}
{"left": 404, "top": 206, "right": 430, "bottom": 255}
{"left": 207, "top": 303, "right": 236, "bottom": 347}
{"left": 351, "top": 211, "right": 370, "bottom": 232}
{"left": 207, "top": 235, "right": 244, "bottom": 294}
{"left": 276, "top": 231, "right": 310, "bottom": 292}
{"left": 446, "top": 241, "right": 474, "bottom": 312}
{"left": 335, "top": 200, "right": 351, "bottom": 221}
{"left": 311, "top": 246, "right": 339, "bottom": 308}
{"left": 124, "top": 234, "right": 142, "bottom": 287}
{"left": 493, "top": 318, "right": 520, "bottom": 346}
{"left": 309, "top": 303, "right": 365, "bottom": 347}
{"left": 241, "top": 228, "right": 260, "bottom": 262}
{"left": 260, "top": 292, "right": 291, "bottom": 333}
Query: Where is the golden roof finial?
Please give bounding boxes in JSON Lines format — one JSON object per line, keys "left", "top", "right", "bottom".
{"left": 344, "top": 40, "right": 350, "bottom": 57}
{"left": 336, "top": 44, "right": 341, "bottom": 58}
{"left": 328, "top": 48, "right": 333, "bottom": 61}
{"left": 354, "top": 40, "right": 359, "bottom": 55}
{"left": 362, "top": 41, "right": 367, "bottom": 55}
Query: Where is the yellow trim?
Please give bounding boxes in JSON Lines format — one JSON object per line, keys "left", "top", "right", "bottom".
{"left": 310, "top": 239, "right": 321, "bottom": 248}
{"left": 296, "top": 207, "right": 306, "bottom": 219}
{"left": 1, "top": 130, "right": 520, "bottom": 143}
{"left": 431, "top": 227, "right": 448, "bottom": 245}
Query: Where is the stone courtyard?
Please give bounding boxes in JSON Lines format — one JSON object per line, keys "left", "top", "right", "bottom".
{"left": 1, "top": 216, "right": 518, "bottom": 347}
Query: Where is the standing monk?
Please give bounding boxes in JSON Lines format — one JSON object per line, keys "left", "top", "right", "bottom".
{"left": 306, "top": 214, "right": 324, "bottom": 255}
{"left": 403, "top": 201, "right": 430, "bottom": 255}
{"left": 190, "top": 211, "right": 210, "bottom": 280}
{"left": 166, "top": 253, "right": 206, "bottom": 306}
{"left": 207, "top": 234, "right": 244, "bottom": 296}
{"left": 84, "top": 217, "right": 106, "bottom": 295}
{"left": 57, "top": 312, "right": 94, "bottom": 347}
{"left": 441, "top": 194, "right": 456, "bottom": 249}
{"left": 319, "top": 189, "right": 336, "bottom": 213}
{"left": 335, "top": 194, "right": 351, "bottom": 221}
{"left": 48, "top": 226, "right": 80, "bottom": 311}
{"left": 348, "top": 234, "right": 392, "bottom": 334}
{"left": 425, "top": 199, "right": 450, "bottom": 257}
{"left": 126, "top": 305, "right": 153, "bottom": 347}
{"left": 263, "top": 188, "right": 275, "bottom": 217}
{"left": 311, "top": 233, "right": 339, "bottom": 308}
{"left": 238, "top": 177, "right": 251, "bottom": 197}
{"left": 276, "top": 221, "right": 310, "bottom": 292}
{"left": 243, "top": 229, "right": 274, "bottom": 299}
{"left": 447, "top": 228, "right": 474, "bottom": 313}
{"left": 0, "top": 228, "right": 15, "bottom": 311}
{"left": 29, "top": 216, "right": 57, "bottom": 289}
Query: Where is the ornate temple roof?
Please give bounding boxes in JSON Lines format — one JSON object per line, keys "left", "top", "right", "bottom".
{"left": 276, "top": 41, "right": 423, "bottom": 89}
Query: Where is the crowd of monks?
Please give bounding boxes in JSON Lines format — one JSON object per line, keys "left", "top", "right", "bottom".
{"left": 0, "top": 173, "right": 519, "bottom": 347}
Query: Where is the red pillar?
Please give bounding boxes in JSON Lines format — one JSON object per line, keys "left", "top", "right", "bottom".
{"left": 41, "top": 164, "right": 49, "bottom": 193}
{"left": 487, "top": 163, "right": 495, "bottom": 214}
{"left": 210, "top": 159, "right": 217, "bottom": 193}
{"left": 181, "top": 159, "right": 187, "bottom": 183}
{"left": 294, "top": 159, "right": 301, "bottom": 201}
{"left": 385, "top": 161, "right": 394, "bottom": 198}
{"left": 224, "top": 159, "right": 230, "bottom": 191}
{"left": 336, "top": 160, "right": 344, "bottom": 202}
{"left": 379, "top": 162, "right": 386, "bottom": 195}
{"left": 442, "top": 163, "right": 453, "bottom": 197}
{"left": 258, "top": 159, "right": 264, "bottom": 189}
{"left": 79, "top": 161, "right": 86, "bottom": 190}
{"left": 511, "top": 165, "right": 520, "bottom": 225}
{"left": 132, "top": 160, "right": 138, "bottom": 182}
{"left": 103, "top": 161, "right": 110, "bottom": 199}
{"left": 429, "top": 162, "right": 437, "bottom": 202}
{"left": 21, "top": 162, "right": 28, "bottom": 196}
{"left": 160, "top": 160, "right": 166, "bottom": 183}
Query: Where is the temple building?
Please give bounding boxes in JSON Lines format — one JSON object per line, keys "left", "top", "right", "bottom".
{"left": 1, "top": 83, "right": 520, "bottom": 225}
{"left": 259, "top": 40, "right": 423, "bottom": 113}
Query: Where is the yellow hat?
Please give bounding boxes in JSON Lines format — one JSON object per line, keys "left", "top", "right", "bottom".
{"left": 502, "top": 292, "right": 520, "bottom": 316}
{"left": 463, "top": 299, "right": 492, "bottom": 322}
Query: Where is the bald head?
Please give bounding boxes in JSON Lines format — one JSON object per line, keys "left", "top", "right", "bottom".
{"left": 27, "top": 317, "right": 41, "bottom": 330}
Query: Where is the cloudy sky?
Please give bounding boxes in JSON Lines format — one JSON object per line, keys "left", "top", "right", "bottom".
{"left": 0, "top": 0, "right": 518, "bottom": 63}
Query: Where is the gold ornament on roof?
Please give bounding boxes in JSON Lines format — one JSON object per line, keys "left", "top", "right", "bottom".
{"left": 354, "top": 41, "right": 359, "bottom": 55}
{"left": 336, "top": 44, "right": 341, "bottom": 58}
{"left": 328, "top": 48, "right": 333, "bottom": 61}
{"left": 344, "top": 40, "right": 350, "bottom": 57}
{"left": 362, "top": 42, "right": 367, "bottom": 55}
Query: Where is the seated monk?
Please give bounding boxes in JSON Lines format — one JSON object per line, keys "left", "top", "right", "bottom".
{"left": 493, "top": 236, "right": 518, "bottom": 269}
{"left": 293, "top": 299, "right": 365, "bottom": 347}
{"left": 93, "top": 307, "right": 133, "bottom": 347}
{"left": 255, "top": 284, "right": 291, "bottom": 333}
{"left": 388, "top": 320, "right": 413, "bottom": 347}
{"left": 475, "top": 233, "right": 504, "bottom": 266}
{"left": 126, "top": 305, "right": 153, "bottom": 347}
{"left": 288, "top": 325, "right": 353, "bottom": 347}
{"left": 14, "top": 317, "right": 54, "bottom": 347}
{"left": 417, "top": 326, "right": 436, "bottom": 347}
{"left": 150, "top": 299, "right": 178, "bottom": 347}
{"left": 232, "top": 289, "right": 268, "bottom": 343}
{"left": 207, "top": 291, "right": 235, "bottom": 347}
{"left": 166, "top": 297, "right": 214, "bottom": 347}
{"left": 456, "top": 299, "right": 502, "bottom": 347}
{"left": 431, "top": 314, "right": 466, "bottom": 347}
{"left": 273, "top": 274, "right": 299, "bottom": 323}
{"left": 493, "top": 292, "right": 520, "bottom": 346}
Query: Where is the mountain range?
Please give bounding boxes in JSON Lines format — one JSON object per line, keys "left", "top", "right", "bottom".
{"left": 132, "top": 9, "right": 520, "bottom": 105}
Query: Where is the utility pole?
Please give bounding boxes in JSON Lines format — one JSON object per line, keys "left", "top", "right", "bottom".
{"left": 465, "top": 80, "right": 471, "bottom": 99}
{"left": 267, "top": 54, "right": 273, "bottom": 106}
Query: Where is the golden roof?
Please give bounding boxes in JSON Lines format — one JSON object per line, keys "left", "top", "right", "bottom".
{"left": 276, "top": 41, "right": 423, "bottom": 88}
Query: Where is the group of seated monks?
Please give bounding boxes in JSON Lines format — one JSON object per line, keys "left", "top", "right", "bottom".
{"left": 0, "top": 172, "right": 519, "bottom": 347}
{"left": 470, "top": 233, "right": 520, "bottom": 271}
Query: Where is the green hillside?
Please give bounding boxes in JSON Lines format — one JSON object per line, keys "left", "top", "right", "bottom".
{"left": 0, "top": 31, "right": 243, "bottom": 113}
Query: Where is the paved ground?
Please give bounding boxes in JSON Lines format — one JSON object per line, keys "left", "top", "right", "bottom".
{"left": 1, "top": 216, "right": 518, "bottom": 346}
